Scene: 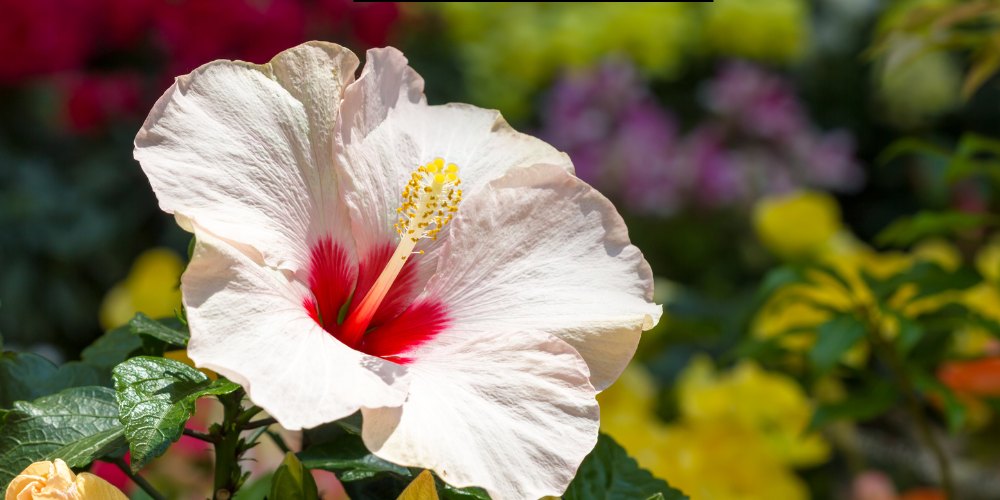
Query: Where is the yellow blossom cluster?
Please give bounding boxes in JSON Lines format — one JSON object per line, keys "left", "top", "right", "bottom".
{"left": 599, "top": 359, "right": 828, "bottom": 500}
{"left": 752, "top": 190, "right": 1000, "bottom": 362}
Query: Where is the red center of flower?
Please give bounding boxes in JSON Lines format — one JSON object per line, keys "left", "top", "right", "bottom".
{"left": 303, "top": 237, "right": 448, "bottom": 364}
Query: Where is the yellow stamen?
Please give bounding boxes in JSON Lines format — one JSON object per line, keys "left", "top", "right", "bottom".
{"left": 340, "top": 160, "right": 462, "bottom": 346}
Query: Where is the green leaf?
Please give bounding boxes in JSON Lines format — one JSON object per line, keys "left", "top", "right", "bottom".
{"left": 915, "top": 372, "right": 968, "bottom": 433}
{"left": 810, "top": 315, "right": 868, "bottom": 373}
{"left": 438, "top": 483, "right": 490, "bottom": 500}
{"left": 113, "top": 357, "right": 240, "bottom": 471}
{"left": 563, "top": 433, "right": 687, "bottom": 500}
{"left": 0, "top": 386, "right": 121, "bottom": 488}
{"left": 756, "top": 266, "right": 809, "bottom": 302}
{"left": 0, "top": 352, "right": 103, "bottom": 408}
{"left": 46, "top": 427, "right": 127, "bottom": 468}
{"left": 129, "top": 313, "right": 189, "bottom": 347}
{"left": 875, "top": 211, "right": 992, "bottom": 247}
{"left": 299, "top": 430, "right": 411, "bottom": 482}
{"left": 271, "top": 452, "right": 319, "bottom": 500}
{"left": 895, "top": 315, "right": 926, "bottom": 356}
{"left": 809, "top": 381, "right": 898, "bottom": 431}
{"left": 80, "top": 326, "right": 143, "bottom": 371}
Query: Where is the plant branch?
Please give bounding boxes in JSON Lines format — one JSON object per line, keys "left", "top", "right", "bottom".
{"left": 113, "top": 458, "right": 166, "bottom": 500}
{"left": 266, "top": 429, "right": 292, "bottom": 455}
{"left": 183, "top": 428, "right": 215, "bottom": 442}
{"left": 866, "top": 317, "right": 955, "bottom": 499}
{"left": 242, "top": 417, "right": 276, "bottom": 430}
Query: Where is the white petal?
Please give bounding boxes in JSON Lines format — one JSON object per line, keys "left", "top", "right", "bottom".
{"left": 136, "top": 42, "right": 359, "bottom": 274}
{"left": 182, "top": 229, "right": 409, "bottom": 430}
{"left": 419, "top": 164, "right": 660, "bottom": 391}
{"left": 336, "top": 48, "right": 572, "bottom": 260}
{"left": 361, "top": 330, "right": 598, "bottom": 500}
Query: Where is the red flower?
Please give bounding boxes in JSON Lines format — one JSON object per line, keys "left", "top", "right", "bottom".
{"left": 315, "top": 0, "right": 399, "bottom": 48}
{"left": 0, "top": 0, "right": 97, "bottom": 84}
{"left": 153, "top": 0, "right": 307, "bottom": 77}
{"left": 62, "top": 73, "right": 143, "bottom": 133}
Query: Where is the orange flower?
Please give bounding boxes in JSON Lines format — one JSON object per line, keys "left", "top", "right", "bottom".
{"left": 938, "top": 357, "right": 1000, "bottom": 397}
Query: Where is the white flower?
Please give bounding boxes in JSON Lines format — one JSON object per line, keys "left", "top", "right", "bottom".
{"left": 134, "top": 42, "right": 660, "bottom": 499}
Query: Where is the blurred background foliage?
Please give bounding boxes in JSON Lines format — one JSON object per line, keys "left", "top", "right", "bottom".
{"left": 4, "top": 0, "right": 1000, "bottom": 499}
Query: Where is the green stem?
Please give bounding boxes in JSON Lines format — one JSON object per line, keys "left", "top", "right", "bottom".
{"left": 865, "top": 318, "right": 955, "bottom": 499}
{"left": 212, "top": 390, "right": 247, "bottom": 500}
{"left": 242, "top": 416, "right": 276, "bottom": 430}
{"left": 113, "top": 458, "right": 166, "bottom": 500}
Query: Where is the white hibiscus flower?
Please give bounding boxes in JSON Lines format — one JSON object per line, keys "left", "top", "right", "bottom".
{"left": 134, "top": 41, "right": 660, "bottom": 500}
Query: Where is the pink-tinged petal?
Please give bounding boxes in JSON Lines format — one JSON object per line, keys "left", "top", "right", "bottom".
{"left": 182, "top": 229, "right": 409, "bottom": 430}
{"left": 135, "top": 42, "right": 359, "bottom": 274}
{"left": 419, "top": 164, "right": 661, "bottom": 391}
{"left": 335, "top": 49, "right": 572, "bottom": 265}
{"left": 361, "top": 330, "right": 598, "bottom": 500}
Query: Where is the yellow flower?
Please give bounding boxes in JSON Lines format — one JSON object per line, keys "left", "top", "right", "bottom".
{"left": 976, "top": 237, "right": 1000, "bottom": 284}
{"left": 678, "top": 357, "right": 830, "bottom": 467}
{"left": 657, "top": 422, "right": 809, "bottom": 500}
{"left": 6, "top": 459, "right": 128, "bottom": 500}
{"left": 599, "top": 361, "right": 827, "bottom": 500}
{"left": 100, "top": 248, "right": 184, "bottom": 329}
{"left": 754, "top": 190, "right": 844, "bottom": 260}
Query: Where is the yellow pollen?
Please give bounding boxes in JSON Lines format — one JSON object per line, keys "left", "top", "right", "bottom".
{"left": 339, "top": 160, "right": 463, "bottom": 347}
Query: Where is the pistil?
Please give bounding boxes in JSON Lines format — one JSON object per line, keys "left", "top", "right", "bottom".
{"left": 339, "top": 158, "right": 461, "bottom": 347}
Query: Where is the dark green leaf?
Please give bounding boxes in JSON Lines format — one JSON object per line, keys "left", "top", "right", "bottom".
{"left": 915, "top": 372, "right": 968, "bottom": 433}
{"left": 0, "top": 352, "right": 103, "bottom": 408}
{"left": 810, "top": 315, "right": 868, "bottom": 373}
{"left": 895, "top": 315, "right": 925, "bottom": 356}
{"left": 271, "top": 452, "right": 319, "bottom": 500}
{"left": 563, "top": 433, "right": 687, "bottom": 500}
{"left": 129, "top": 313, "right": 189, "bottom": 347}
{"left": 46, "top": 427, "right": 126, "bottom": 468}
{"left": 113, "top": 357, "right": 240, "bottom": 471}
{"left": 438, "top": 482, "right": 490, "bottom": 500}
{"left": 0, "top": 386, "right": 121, "bottom": 488}
{"left": 299, "top": 430, "right": 411, "bottom": 482}
{"left": 875, "top": 211, "right": 992, "bottom": 247}
{"left": 756, "top": 266, "right": 809, "bottom": 302}
{"left": 80, "top": 326, "right": 143, "bottom": 371}
{"left": 809, "top": 381, "right": 898, "bottom": 431}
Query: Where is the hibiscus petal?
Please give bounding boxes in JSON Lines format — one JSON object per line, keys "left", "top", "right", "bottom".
{"left": 336, "top": 48, "right": 572, "bottom": 262}
{"left": 418, "top": 164, "right": 661, "bottom": 391}
{"left": 135, "top": 42, "right": 358, "bottom": 274}
{"left": 183, "top": 230, "right": 409, "bottom": 430}
{"left": 361, "top": 330, "right": 598, "bottom": 500}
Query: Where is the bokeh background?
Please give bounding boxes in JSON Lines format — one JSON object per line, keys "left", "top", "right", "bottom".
{"left": 4, "top": 1, "right": 1000, "bottom": 499}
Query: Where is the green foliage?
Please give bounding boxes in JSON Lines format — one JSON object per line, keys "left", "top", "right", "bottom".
{"left": 300, "top": 419, "right": 489, "bottom": 499}
{"left": 299, "top": 422, "right": 411, "bottom": 482}
{"left": 0, "top": 351, "right": 103, "bottom": 408}
{"left": 271, "top": 452, "right": 319, "bottom": 500}
{"left": 80, "top": 326, "right": 143, "bottom": 371}
{"left": 563, "top": 433, "right": 687, "bottom": 500}
{"left": 810, "top": 315, "right": 868, "bottom": 374}
{"left": 47, "top": 427, "right": 127, "bottom": 468}
{"left": 809, "top": 381, "right": 898, "bottom": 431}
{"left": 876, "top": 211, "right": 994, "bottom": 247}
{"left": 113, "top": 356, "right": 239, "bottom": 471}
{"left": 129, "top": 312, "right": 189, "bottom": 347}
{"left": 0, "top": 386, "right": 123, "bottom": 489}
{"left": 881, "top": 133, "right": 1000, "bottom": 187}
